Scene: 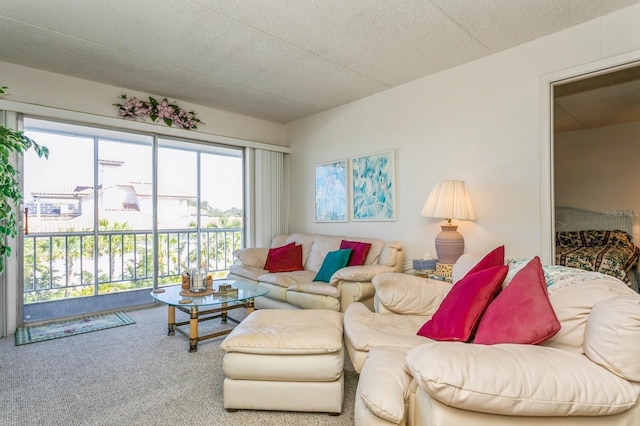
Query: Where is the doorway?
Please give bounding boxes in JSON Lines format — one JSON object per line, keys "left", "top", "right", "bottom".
{"left": 553, "top": 65, "right": 640, "bottom": 242}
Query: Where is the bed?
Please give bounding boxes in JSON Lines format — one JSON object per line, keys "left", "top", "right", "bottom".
{"left": 555, "top": 206, "right": 640, "bottom": 290}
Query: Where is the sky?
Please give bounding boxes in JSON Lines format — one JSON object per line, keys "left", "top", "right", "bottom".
{"left": 23, "top": 128, "right": 243, "bottom": 210}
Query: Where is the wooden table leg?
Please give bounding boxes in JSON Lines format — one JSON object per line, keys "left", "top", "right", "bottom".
{"left": 221, "top": 302, "right": 228, "bottom": 323}
{"left": 246, "top": 298, "right": 255, "bottom": 315}
{"left": 189, "top": 306, "right": 199, "bottom": 353}
{"left": 168, "top": 306, "right": 175, "bottom": 336}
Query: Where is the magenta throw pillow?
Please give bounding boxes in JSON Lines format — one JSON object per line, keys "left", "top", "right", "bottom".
{"left": 264, "top": 242, "right": 304, "bottom": 273}
{"left": 417, "top": 265, "right": 508, "bottom": 342}
{"left": 339, "top": 240, "right": 372, "bottom": 266}
{"left": 474, "top": 257, "right": 561, "bottom": 345}
{"left": 464, "top": 245, "right": 505, "bottom": 278}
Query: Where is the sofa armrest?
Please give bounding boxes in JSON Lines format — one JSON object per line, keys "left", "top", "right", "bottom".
{"left": 232, "top": 247, "right": 268, "bottom": 269}
{"left": 359, "top": 345, "right": 415, "bottom": 424}
{"left": 373, "top": 273, "right": 451, "bottom": 315}
{"left": 406, "top": 342, "right": 640, "bottom": 417}
{"left": 331, "top": 265, "right": 396, "bottom": 312}
{"left": 339, "top": 281, "right": 376, "bottom": 312}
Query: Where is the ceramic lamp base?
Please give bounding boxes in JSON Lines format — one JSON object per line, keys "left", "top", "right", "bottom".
{"left": 435, "top": 224, "right": 464, "bottom": 264}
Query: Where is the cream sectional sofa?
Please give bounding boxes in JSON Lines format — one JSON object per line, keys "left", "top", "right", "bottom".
{"left": 227, "top": 233, "right": 404, "bottom": 312}
{"left": 344, "top": 254, "right": 640, "bottom": 425}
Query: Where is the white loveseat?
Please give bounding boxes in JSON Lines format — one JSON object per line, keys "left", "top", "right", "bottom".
{"left": 227, "top": 233, "right": 404, "bottom": 312}
{"left": 344, "top": 255, "right": 640, "bottom": 425}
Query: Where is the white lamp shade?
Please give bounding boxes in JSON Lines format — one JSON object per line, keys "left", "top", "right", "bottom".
{"left": 421, "top": 180, "right": 476, "bottom": 221}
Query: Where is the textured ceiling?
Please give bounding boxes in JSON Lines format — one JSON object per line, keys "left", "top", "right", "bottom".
{"left": 554, "top": 66, "right": 640, "bottom": 133}
{"left": 0, "top": 0, "right": 639, "bottom": 124}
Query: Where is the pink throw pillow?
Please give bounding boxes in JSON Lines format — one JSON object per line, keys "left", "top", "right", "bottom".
{"left": 264, "top": 242, "right": 304, "bottom": 273}
{"left": 417, "top": 265, "right": 508, "bottom": 342}
{"left": 474, "top": 257, "right": 561, "bottom": 345}
{"left": 339, "top": 240, "right": 372, "bottom": 266}
{"left": 464, "top": 245, "right": 505, "bottom": 278}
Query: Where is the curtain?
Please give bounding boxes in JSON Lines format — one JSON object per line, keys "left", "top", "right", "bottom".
{"left": 254, "top": 149, "right": 289, "bottom": 247}
{"left": 0, "top": 110, "right": 6, "bottom": 336}
{"left": 0, "top": 110, "right": 22, "bottom": 336}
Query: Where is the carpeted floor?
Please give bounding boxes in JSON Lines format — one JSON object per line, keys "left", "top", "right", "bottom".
{"left": 0, "top": 306, "right": 357, "bottom": 426}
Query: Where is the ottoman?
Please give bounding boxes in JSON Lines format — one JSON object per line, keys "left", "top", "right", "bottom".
{"left": 220, "top": 309, "right": 344, "bottom": 414}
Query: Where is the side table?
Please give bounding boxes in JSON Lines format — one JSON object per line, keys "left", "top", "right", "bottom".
{"left": 408, "top": 262, "right": 453, "bottom": 283}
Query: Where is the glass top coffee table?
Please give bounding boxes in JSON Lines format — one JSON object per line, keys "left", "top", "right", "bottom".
{"left": 150, "top": 279, "right": 268, "bottom": 352}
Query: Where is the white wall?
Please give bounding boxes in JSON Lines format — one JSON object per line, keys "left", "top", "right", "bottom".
{"left": 555, "top": 121, "right": 640, "bottom": 241}
{"left": 0, "top": 61, "right": 286, "bottom": 146}
{"left": 286, "top": 3, "right": 640, "bottom": 265}
{"left": 0, "top": 62, "right": 287, "bottom": 334}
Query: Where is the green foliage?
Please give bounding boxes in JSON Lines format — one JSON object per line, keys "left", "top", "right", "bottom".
{"left": 0, "top": 86, "right": 49, "bottom": 274}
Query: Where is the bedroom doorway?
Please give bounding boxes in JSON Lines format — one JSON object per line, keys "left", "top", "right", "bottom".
{"left": 554, "top": 64, "right": 640, "bottom": 235}
{"left": 552, "top": 63, "right": 640, "bottom": 290}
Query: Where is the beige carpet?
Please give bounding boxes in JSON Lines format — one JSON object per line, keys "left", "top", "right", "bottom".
{"left": 0, "top": 305, "right": 357, "bottom": 425}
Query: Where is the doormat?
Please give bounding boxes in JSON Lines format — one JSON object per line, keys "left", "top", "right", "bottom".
{"left": 15, "top": 311, "right": 135, "bottom": 346}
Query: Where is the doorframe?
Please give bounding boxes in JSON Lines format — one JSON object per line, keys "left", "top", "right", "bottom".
{"left": 539, "top": 49, "right": 640, "bottom": 264}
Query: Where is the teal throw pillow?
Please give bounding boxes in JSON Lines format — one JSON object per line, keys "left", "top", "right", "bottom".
{"left": 313, "top": 249, "right": 353, "bottom": 283}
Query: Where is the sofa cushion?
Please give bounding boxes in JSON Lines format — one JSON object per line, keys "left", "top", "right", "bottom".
{"left": 264, "top": 242, "right": 304, "bottom": 273}
{"left": 283, "top": 233, "right": 317, "bottom": 266}
{"left": 378, "top": 241, "right": 402, "bottom": 267}
{"left": 340, "top": 240, "right": 371, "bottom": 266}
{"left": 305, "top": 235, "right": 343, "bottom": 272}
{"left": 258, "top": 270, "right": 317, "bottom": 288}
{"left": 314, "top": 249, "right": 352, "bottom": 283}
{"left": 463, "top": 245, "right": 505, "bottom": 277}
{"left": 221, "top": 309, "right": 344, "bottom": 355}
{"left": 406, "top": 342, "right": 640, "bottom": 416}
{"left": 584, "top": 295, "right": 640, "bottom": 382}
{"left": 233, "top": 247, "right": 269, "bottom": 269}
{"left": 416, "top": 265, "right": 508, "bottom": 341}
{"left": 451, "top": 254, "right": 484, "bottom": 283}
{"left": 344, "top": 302, "right": 429, "bottom": 372}
{"left": 474, "top": 256, "right": 560, "bottom": 345}
{"left": 544, "top": 276, "right": 632, "bottom": 353}
{"left": 373, "top": 273, "right": 451, "bottom": 316}
{"left": 288, "top": 282, "right": 340, "bottom": 297}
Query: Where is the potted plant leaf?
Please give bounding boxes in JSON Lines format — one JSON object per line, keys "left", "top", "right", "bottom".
{"left": 0, "top": 86, "right": 48, "bottom": 273}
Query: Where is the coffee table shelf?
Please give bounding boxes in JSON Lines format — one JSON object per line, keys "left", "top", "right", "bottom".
{"left": 150, "top": 280, "right": 268, "bottom": 352}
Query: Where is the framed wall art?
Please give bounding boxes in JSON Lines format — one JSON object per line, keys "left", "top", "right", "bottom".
{"left": 351, "top": 150, "right": 396, "bottom": 221}
{"left": 314, "top": 159, "right": 348, "bottom": 222}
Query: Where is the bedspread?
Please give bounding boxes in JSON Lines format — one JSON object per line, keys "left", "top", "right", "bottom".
{"left": 555, "top": 230, "right": 640, "bottom": 283}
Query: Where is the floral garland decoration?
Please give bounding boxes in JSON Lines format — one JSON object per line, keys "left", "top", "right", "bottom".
{"left": 114, "top": 94, "right": 203, "bottom": 130}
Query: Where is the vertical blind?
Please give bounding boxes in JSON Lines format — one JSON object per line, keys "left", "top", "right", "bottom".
{"left": 254, "top": 149, "right": 288, "bottom": 247}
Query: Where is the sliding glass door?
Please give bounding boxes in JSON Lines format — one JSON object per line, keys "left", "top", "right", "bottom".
{"left": 21, "top": 118, "right": 244, "bottom": 322}
{"left": 156, "top": 138, "right": 244, "bottom": 280}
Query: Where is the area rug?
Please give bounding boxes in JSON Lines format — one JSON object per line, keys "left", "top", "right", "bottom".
{"left": 14, "top": 311, "right": 135, "bottom": 346}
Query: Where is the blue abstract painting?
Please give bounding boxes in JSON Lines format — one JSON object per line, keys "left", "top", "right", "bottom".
{"left": 351, "top": 150, "right": 395, "bottom": 221}
{"left": 315, "top": 160, "right": 348, "bottom": 222}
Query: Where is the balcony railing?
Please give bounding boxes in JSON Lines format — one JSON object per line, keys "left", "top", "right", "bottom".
{"left": 23, "top": 228, "right": 243, "bottom": 303}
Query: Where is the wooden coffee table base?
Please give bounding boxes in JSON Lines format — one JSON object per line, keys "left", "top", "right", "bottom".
{"left": 167, "top": 300, "right": 255, "bottom": 352}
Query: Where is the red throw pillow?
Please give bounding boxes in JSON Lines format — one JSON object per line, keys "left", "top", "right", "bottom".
{"left": 417, "top": 265, "right": 508, "bottom": 342}
{"left": 264, "top": 242, "right": 293, "bottom": 270}
{"left": 339, "top": 240, "right": 372, "bottom": 266}
{"left": 264, "top": 242, "right": 304, "bottom": 273}
{"left": 474, "top": 256, "right": 561, "bottom": 345}
{"left": 464, "top": 245, "right": 505, "bottom": 278}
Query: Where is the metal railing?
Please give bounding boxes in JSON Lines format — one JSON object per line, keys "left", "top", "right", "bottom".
{"left": 23, "top": 228, "right": 243, "bottom": 303}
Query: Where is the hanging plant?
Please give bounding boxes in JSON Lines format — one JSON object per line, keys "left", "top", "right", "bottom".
{"left": 114, "top": 94, "right": 203, "bottom": 130}
{"left": 0, "top": 86, "right": 49, "bottom": 274}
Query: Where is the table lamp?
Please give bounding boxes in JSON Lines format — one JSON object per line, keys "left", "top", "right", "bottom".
{"left": 421, "top": 180, "right": 475, "bottom": 264}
